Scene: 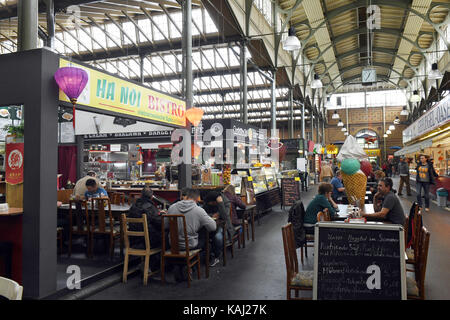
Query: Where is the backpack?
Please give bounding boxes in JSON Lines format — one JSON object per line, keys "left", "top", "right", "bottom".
{"left": 287, "top": 200, "right": 306, "bottom": 248}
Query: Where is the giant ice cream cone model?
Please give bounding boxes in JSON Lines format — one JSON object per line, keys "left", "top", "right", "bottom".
{"left": 336, "top": 135, "right": 369, "bottom": 207}
{"left": 342, "top": 170, "right": 367, "bottom": 205}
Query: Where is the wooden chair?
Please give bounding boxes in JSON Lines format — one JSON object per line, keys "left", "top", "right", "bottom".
{"left": 57, "top": 227, "right": 63, "bottom": 255}
{"left": 406, "top": 205, "right": 422, "bottom": 271}
{"left": 68, "top": 200, "right": 90, "bottom": 257}
{"left": 281, "top": 223, "right": 313, "bottom": 300}
{"left": 302, "top": 209, "right": 329, "bottom": 263}
{"left": 161, "top": 214, "right": 201, "bottom": 288}
{"left": 223, "top": 207, "right": 242, "bottom": 266}
{"left": 316, "top": 208, "right": 330, "bottom": 222}
{"left": 128, "top": 192, "right": 141, "bottom": 205}
{"left": 0, "top": 276, "right": 23, "bottom": 300}
{"left": 122, "top": 213, "right": 161, "bottom": 285}
{"left": 89, "top": 198, "right": 121, "bottom": 258}
{"left": 407, "top": 227, "right": 430, "bottom": 300}
{"left": 111, "top": 192, "right": 126, "bottom": 205}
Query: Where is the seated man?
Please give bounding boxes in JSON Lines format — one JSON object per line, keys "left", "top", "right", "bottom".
{"left": 73, "top": 171, "right": 100, "bottom": 200}
{"left": 202, "top": 190, "right": 236, "bottom": 267}
{"left": 167, "top": 188, "right": 216, "bottom": 254}
{"left": 128, "top": 186, "right": 163, "bottom": 248}
{"left": 362, "top": 178, "right": 405, "bottom": 225}
{"left": 330, "top": 170, "right": 345, "bottom": 203}
{"left": 304, "top": 183, "right": 338, "bottom": 234}
{"left": 84, "top": 178, "right": 108, "bottom": 200}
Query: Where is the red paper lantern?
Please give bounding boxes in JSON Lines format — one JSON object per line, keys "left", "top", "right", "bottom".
{"left": 186, "top": 107, "right": 204, "bottom": 127}
{"left": 360, "top": 160, "right": 373, "bottom": 177}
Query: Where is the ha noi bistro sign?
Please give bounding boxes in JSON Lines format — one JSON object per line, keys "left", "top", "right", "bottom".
{"left": 58, "top": 58, "right": 186, "bottom": 127}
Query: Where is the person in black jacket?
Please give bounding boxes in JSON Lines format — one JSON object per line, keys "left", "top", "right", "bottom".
{"left": 128, "top": 186, "right": 164, "bottom": 248}
{"left": 415, "top": 154, "right": 436, "bottom": 212}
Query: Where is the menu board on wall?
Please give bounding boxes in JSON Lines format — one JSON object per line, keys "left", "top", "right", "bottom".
{"left": 313, "top": 223, "right": 406, "bottom": 300}
{"left": 281, "top": 178, "right": 301, "bottom": 207}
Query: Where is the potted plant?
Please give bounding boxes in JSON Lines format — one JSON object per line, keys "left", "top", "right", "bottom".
{"left": 4, "top": 123, "right": 24, "bottom": 143}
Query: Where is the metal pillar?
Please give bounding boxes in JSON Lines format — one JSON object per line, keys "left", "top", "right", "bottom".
{"left": 45, "top": 0, "right": 54, "bottom": 48}
{"left": 139, "top": 55, "right": 145, "bottom": 84}
{"left": 288, "top": 87, "right": 294, "bottom": 138}
{"left": 240, "top": 42, "right": 248, "bottom": 124}
{"left": 316, "top": 115, "right": 320, "bottom": 144}
{"left": 222, "top": 94, "right": 225, "bottom": 118}
{"left": 76, "top": 135, "right": 84, "bottom": 180}
{"left": 179, "top": 0, "right": 192, "bottom": 189}
{"left": 310, "top": 113, "right": 314, "bottom": 141}
{"left": 301, "top": 102, "right": 305, "bottom": 141}
{"left": 17, "top": 0, "right": 38, "bottom": 51}
{"left": 322, "top": 117, "right": 325, "bottom": 145}
{"left": 270, "top": 70, "right": 276, "bottom": 136}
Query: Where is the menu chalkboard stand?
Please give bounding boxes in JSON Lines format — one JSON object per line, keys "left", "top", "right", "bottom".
{"left": 281, "top": 178, "right": 301, "bottom": 210}
{"left": 313, "top": 222, "right": 407, "bottom": 300}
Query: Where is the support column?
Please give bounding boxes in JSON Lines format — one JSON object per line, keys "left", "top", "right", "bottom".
{"left": 139, "top": 55, "right": 145, "bottom": 84}
{"left": 76, "top": 135, "right": 84, "bottom": 180}
{"left": 179, "top": 0, "right": 192, "bottom": 189}
{"left": 240, "top": 41, "right": 248, "bottom": 124}
{"left": 310, "top": 112, "right": 314, "bottom": 141}
{"left": 270, "top": 70, "right": 276, "bottom": 136}
{"left": 322, "top": 117, "right": 325, "bottom": 145}
{"left": 316, "top": 115, "right": 320, "bottom": 144}
{"left": 301, "top": 102, "right": 305, "bottom": 141}
{"left": 17, "top": 0, "right": 39, "bottom": 51}
{"left": 288, "top": 86, "right": 294, "bottom": 139}
{"left": 221, "top": 93, "right": 225, "bottom": 118}
{"left": 45, "top": 0, "right": 54, "bottom": 48}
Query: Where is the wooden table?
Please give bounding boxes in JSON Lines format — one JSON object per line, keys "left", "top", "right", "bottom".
{"left": 237, "top": 204, "right": 257, "bottom": 243}
{"left": 0, "top": 207, "right": 23, "bottom": 216}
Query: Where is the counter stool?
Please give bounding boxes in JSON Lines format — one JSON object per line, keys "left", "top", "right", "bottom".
{"left": 0, "top": 242, "right": 12, "bottom": 279}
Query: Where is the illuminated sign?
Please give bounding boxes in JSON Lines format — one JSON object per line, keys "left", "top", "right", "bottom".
{"left": 59, "top": 58, "right": 186, "bottom": 127}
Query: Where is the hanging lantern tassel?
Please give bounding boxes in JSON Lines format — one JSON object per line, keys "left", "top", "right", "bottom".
{"left": 70, "top": 98, "right": 77, "bottom": 129}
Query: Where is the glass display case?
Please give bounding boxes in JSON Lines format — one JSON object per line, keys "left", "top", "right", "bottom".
{"left": 250, "top": 168, "right": 268, "bottom": 194}
{"left": 263, "top": 167, "right": 278, "bottom": 189}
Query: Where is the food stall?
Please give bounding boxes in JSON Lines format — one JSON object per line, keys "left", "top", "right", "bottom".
{"left": 395, "top": 95, "right": 450, "bottom": 201}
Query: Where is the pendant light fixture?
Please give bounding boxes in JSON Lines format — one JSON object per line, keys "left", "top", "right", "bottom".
{"left": 400, "top": 106, "right": 409, "bottom": 116}
{"left": 410, "top": 90, "right": 421, "bottom": 103}
{"left": 393, "top": 116, "right": 400, "bottom": 124}
{"left": 389, "top": 124, "right": 395, "bottom": 130}
{"left": 337, "top": 120, "right": 344, "bottom": 127}
{"left": 428, "top": 62, "right": 443, "bottom": 80}
{"left": 344, "top": 132, "right": 349, "bottom": 136}
{"left": 383, "top": 133, "right": 388, "bottom": 138}
{"left": 283, "top": 27, "right": 301, "bottom": 51}
{"left": 332, "top": 110, "right": 339, "bottom": 119}
{"left": 311, "top": 74, "right": 323, "bottom": 89}
{"left": 341, "top": 127, "right": 347, "bottom": 132}
{"left": 386, "top": 129, "right": 392, "bottom": 135}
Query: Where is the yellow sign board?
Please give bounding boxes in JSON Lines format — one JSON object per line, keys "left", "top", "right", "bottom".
{"left": 365, "top": 149, "right": 381, "bottom": 157}
{"left": 59, "top": 59, "right": 186, "bottom": 127}
{"left": 247, "top": 176, "right": 253, "bottom": 181}
{"left": 294, "top": 177, "right": 300, "bottom": 181}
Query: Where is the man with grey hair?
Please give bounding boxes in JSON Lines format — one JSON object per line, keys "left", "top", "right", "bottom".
{"left": 73, "top": 171, "right": 100, "bottom": 200}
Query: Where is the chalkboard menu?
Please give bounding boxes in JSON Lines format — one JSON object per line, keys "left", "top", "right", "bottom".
{"left": 313, "top": 223, "right": 406, "bottom": 300}
{"left": 281, "top": 178, "right": 301, "bottom": 207}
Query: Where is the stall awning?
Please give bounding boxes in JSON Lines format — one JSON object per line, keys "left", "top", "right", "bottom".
{"left": 394, "top": 138, "right": 433, "bottom": 156}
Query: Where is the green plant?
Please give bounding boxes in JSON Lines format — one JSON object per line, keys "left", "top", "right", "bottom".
{"left": 3, "top": 123, "right": 24, "bottom": 138}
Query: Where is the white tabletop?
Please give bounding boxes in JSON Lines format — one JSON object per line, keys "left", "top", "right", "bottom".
{"left": 335, "top": 204, "right": 375, "bottom": 219}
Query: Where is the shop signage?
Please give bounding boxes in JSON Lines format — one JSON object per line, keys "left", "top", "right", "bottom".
{"left": 281, "top": 178, "right": 301, "bottom": 208}
{"left": 5, "top": 142, "right": 24, "bottom": 185}
{"left": 403, "top": 95, "right": 450, "bottom": 144}
{"left": 365, "top": 149, "right": 380, "bottom": 157}
{"left": 313, "top": 223, "right": 406, "bottom": 300}
{"left": 59, "top": 59, "right": 186, "bottom": 127}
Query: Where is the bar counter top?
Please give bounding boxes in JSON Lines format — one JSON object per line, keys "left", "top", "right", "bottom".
{"left": 0, "top": 207, "right": 23, "bottom": 216}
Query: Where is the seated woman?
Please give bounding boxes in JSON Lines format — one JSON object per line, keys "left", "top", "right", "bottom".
{"left": 303, "top": 183, "right": 338, "bottom": 234}
{"left": 223, "top": 184, "right": 246, "bottom": 227}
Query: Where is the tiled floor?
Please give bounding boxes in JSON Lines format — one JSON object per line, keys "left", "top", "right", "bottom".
{"left": 86, "top": 179, "right": 450, "bottom": 300}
